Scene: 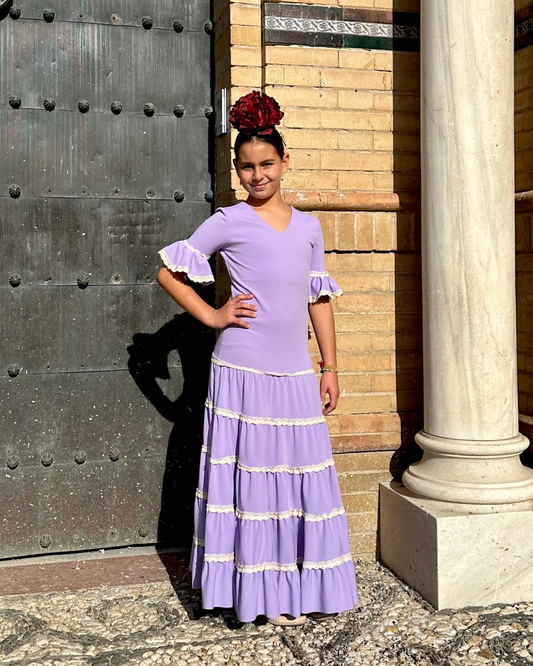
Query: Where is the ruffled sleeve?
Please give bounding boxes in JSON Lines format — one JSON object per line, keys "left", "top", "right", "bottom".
{"left": 158, "top": 208, "right": 227, "bottom": 285}
{"left": 308, "top": 218, "right": 344, "bottom": 303}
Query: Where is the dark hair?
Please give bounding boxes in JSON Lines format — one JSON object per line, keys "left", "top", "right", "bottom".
{"left": 234, "top": 128, "right": 286, "bottom": 161}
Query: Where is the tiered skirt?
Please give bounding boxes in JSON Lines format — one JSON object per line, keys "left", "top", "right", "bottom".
{"left": 189, "top": 355, "right": 359, "bottom": 623}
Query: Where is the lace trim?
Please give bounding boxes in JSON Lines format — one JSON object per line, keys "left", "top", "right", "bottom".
{"left": 207, "top": 504, "right": 234, "bottom": 513}
{"left": 202, "top": 552, "right": 353, "bottom": 571}
{"left": 308, "top": 288, "right": 344, "bottom": 303}
{"left": 238, "top": 459, "right": 335, "bottom": 475}
{"left": 193, "top": 536, "right": 205, "bottom": 547}
{"left": 201, "top": 444, "right": 211, "bottom": 454}
{"left": 309, "top": 271, "right": 330, "bottom": 277}
{"left": 235, "top": 507, "right": 346, "bottom": 522}
{"left": 303, "top": 553, "right": 353, "bottom": 570}
{"left": 210, "top": 455, "right": 237, "bottom": 466}
{"left": 195, "top": 488, "right": 208, "bottom": 500}
{"left": 158, "top": 249, "right": 214, "bottom": 284}
{"left": 211, "top": 354, "right": 315, "bottom": 377}
{"left": 183, "top": 238, "right": 211, "bottom": 259}
{"left": 204, "top": 553, "right": 234, "bottom": 563}
{"left": 205, "top": 400, "right": 325, "bottom": 426}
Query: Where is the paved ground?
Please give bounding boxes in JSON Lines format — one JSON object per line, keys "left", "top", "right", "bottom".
{"left": 0, "top": 557, "right": 532, "bottom": 666}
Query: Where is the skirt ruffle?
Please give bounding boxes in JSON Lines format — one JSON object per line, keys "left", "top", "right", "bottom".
{"left": 189, "top": 359, "right": 358, "bottom": 623}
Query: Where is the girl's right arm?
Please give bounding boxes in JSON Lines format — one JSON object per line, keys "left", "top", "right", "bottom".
{"left": 156, "top": 265, "right": 257, "bottom": 330}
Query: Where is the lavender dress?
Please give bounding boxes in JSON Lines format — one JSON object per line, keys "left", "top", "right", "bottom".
{"left": 159, "top": 200, "right": 358, "bottom": 622}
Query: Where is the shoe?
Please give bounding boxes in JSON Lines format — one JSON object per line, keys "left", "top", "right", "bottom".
{"left": 307, "top": 612, "right": 338, "bottom": 622}
{"left": 267, "top": 614, "right": 308, "bottom": 626}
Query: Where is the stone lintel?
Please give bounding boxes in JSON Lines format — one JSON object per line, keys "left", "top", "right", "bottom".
{"left": 379, "top": 480, "right": 533, "bottom": 610}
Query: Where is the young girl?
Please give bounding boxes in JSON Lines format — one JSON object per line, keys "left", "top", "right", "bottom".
{"left": 157, "top": 91, "right": 358, "bottom": 626}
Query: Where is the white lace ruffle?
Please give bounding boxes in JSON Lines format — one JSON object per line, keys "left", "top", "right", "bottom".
{"left": 201, "top": 444, "right": 211, "bottom": 454}
{"left": 237, "top": 459, "right": 335, "bottom": 475}
{"left": 205, "top": 400, "right": 325, "bottom": 426}
{"left": 309, "top": 271, "right": 330, "bottom": 277}
{"left": 209, "top": 455, "right": 237, "bottom": 466}
{"left": 211, "top": 354, "right": 315, "bottom": 376}
{"left": 201, "top": 551, "right": 353, "bottom": 572}
{"left": 184, "top": 238, "right": 211, "bottom": 259}
{"left": 206, "top": 455, "right": 335, "bottom": 474}
{"left": 193, "top": 536, "right": 205, "bottom": 547}
{"left": 206, "top": 504, "right": 234, "bottom": 513}
{"left": 235, "top": 507, "right": 346, "bottom": 522}
{"left": 158, "top": 249, "right": 214, "bottom": 284}
{"left": 308, "top": 287, "right": 344, "bottom": 303}
{"left": 303, "top": 553, "right": 353, "bottom": 570}
{"left": 204, "top": 553, "right": 234, "bottom": 563}
{"left": 195, "top": 488, "right": 208, "bottom": 500}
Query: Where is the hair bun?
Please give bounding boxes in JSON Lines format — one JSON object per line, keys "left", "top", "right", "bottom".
{"left": 229, "top": 90, "right": 284, "bottom": 136}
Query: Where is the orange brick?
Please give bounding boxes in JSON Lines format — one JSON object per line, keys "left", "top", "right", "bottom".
{"left": 336, "top": 333, "right": 374, "bottom": 352}
{"left": 321, "top": 68, "right": 388, "bottom": 90}
{"left": 339, "top": 374, "right": 373, "bottom": 392}
{"left": 231, "top": 66, "right": 262, "bottom": 87}
{"left": 280, "top": 108, "right": 321, "bottom": 129}
{"left": 341, "top": 293, "right": 395, "bottom": 314}
{"left": 337, "top": 212, "right": 356, "bottom": 250}
{"left": 337, "top": 90, "right": 374, "bottom": 110}
{"left": 342, "top": 493, "right": 378, "bottom": 513}
{"left": 230, "top": 4, "right": 261, "bottom": 26}
{"left": 265, "top": 45, "right": 338, "bottom": 67}
{"left": 340, "top": 274, "right": 391, "bottom": 292}
{"left": 356, "top": 213, "right": 374, "bottom": 250}
{"left": 338, "top": 51, "right": 375, "bottom": 70}
{"left": 335, "top": 451, "right": 392, "bottom": 472}
{"left": 337, "top": 131, "right": 374, "bottom": 150}
{"left": 267, "top": 85, "right": 338, "bottom": 108}
{"left": 373, "top": 374, "right": 397, "bottom": 392}
{"left": 374, "top": 52, "right": 393, "bottom": 71}
{"left": 337, "top": 172, "right": 375, "bottom": 191}
{"left": 373, "top": 132, "right": 394, "bottom": 151}
{"left": 334, "top": 314, "right": 393, "bottom": 333}
{"left": 341, "top": 353, "right": 393, "bottom": 372}
{"left": 322, "top": 151, "right": 393, "bottom": 172}
{"left": 338, "top": 394, "right": 394, "bottom": 413}
{"left": 375, "top": 212, "right": 397, "bottom": 251}
{"left": 282, "top": 128, "right": 338, "bottom": 149}
{"left": 288, "top": 149, "right": 321, "bottom": 170}
{"left": 322, "top": 110, "right": 391, "bottom": 131}
{"left": 283, "top": 171, "right": 337, "bottom": 190}
{"left": 230, "top": 25, "right": 261, "bottom": 46}
{"left": 327, "top": 254, "right": 372, "bottom": 272}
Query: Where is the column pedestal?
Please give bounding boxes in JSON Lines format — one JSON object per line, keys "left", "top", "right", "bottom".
{"left": 380, "top": 481, "right": 533, "bottom": 610}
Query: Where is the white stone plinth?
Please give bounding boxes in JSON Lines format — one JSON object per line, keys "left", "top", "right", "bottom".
{"left": 380, "top": 480, "right": 533, "bottom": 610}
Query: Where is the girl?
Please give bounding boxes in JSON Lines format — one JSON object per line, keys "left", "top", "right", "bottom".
{"left": 157, "top": 91, "right": 358, "bottom": 626}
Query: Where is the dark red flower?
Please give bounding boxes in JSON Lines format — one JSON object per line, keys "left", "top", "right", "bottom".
{"left": 229, "top": 90, "right": 284, "bottom": 135}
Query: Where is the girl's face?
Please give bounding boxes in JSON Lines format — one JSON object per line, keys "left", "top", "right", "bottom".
{"left": 233, "top": 139, "right": 289, "bottom": 201}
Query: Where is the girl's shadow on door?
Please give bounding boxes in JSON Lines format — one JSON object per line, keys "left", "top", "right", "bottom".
{"left": 127, "top": 309, "right": 215, "bottom": 550}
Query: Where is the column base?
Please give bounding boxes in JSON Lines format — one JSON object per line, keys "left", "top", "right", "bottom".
{"left": 402, "top": 431, "right": 533, "bottom": 504}
{"left": 379, "top": 480, "right": 533, "bottom": 609}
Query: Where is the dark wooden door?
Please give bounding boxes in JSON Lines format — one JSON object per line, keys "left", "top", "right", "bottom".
{"left": 0, "top": 0, "right": 215, "bottom": 558}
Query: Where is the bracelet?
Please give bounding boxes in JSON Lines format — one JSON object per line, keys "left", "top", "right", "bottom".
{"left": 318, "top": 361, "right": 338, "bottom": 374}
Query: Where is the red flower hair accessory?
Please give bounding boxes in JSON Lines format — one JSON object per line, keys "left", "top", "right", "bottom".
{"left": 229, "top": 90, "right": 284, "bottom": 136}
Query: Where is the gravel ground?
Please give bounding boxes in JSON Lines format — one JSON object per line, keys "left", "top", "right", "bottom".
{"left": 0, "top": 559, "right": 532, "bottom": 666}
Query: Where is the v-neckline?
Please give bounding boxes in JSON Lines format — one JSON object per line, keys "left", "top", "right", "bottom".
{"left": 241, "top": 200, "right": 294, "bottom": 235}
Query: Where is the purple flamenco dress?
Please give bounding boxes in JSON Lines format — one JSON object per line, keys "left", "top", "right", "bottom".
{"left": 158, "top": 200, "right": 358, "bottom": 622}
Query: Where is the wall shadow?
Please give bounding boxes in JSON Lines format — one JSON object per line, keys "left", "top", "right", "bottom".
{"left": 127, "top": 284, "right": 217, "bottom": 552}
{"left": 389, "top": 0, "right": 424, "bottom": 486}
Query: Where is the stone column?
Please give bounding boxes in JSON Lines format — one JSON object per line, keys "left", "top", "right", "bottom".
{"left": 379, "top": 0, "right": 533, "bottom": 609}
{"left": 401, "top": 0, "right": 533, "bottom": 505}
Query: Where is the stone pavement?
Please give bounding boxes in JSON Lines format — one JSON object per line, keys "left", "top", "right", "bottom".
{"left": 0, "top": 557, "right": 532, "bottom": 666}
